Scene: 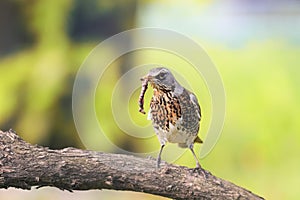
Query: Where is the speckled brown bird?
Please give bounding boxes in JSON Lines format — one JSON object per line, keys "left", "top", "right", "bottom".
{"left": 141, "top": 67, "right": 203, "bottom": 168}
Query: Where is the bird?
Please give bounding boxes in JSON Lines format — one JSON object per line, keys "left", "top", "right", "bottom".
{"left": 141, "top": 67, "right": 203, "bottom": 168}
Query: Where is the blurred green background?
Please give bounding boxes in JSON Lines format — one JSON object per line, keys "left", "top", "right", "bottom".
{"left": 0, "top": 0, "right": 299, "bottom": 199}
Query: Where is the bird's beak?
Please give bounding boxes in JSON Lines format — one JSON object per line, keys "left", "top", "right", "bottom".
{"left": 140, "top": 74, "right": 152, "bottom": 81}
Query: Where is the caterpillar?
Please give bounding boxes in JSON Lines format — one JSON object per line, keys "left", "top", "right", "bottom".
{"left": 138, "top": 77, "right": 148, "bottom": 114}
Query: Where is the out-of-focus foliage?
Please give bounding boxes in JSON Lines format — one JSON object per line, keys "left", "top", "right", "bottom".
{"left": 0, "top": 0, "right": 137, "bottom": 148}
{"left": 206, "top": 41, "right": 300, "bottom": 200}
{"left": 0, "top": 0, "right": 299, "bottom": 200}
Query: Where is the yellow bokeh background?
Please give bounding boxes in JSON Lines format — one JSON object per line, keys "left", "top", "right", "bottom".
{"left": 0, "top": 1, "right": 299, "bottom": 199}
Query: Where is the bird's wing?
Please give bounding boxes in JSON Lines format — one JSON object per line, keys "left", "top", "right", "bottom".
{"left": 189, "top": 93, "right": 201, "bottom": 121}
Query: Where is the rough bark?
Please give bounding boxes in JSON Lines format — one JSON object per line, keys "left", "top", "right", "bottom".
{"left": 0, "top": 129, "right": 264, "bottom": 200}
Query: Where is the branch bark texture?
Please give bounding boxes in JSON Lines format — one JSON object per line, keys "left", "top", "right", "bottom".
{"left": 0, "top": 130, "right": 264, "bottom": 200}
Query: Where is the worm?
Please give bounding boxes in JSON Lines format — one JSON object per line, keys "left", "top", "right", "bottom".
{"left": 138, "top": 77, "right": 148, "bottom": 114}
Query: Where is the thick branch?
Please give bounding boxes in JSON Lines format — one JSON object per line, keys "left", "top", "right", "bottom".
{"left": 0, "top": 130, "right": 263, "bottom": 199}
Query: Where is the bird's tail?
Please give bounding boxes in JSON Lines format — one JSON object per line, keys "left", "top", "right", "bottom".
{"left": 194, "top": 136, "right": 203, "bottom": 143}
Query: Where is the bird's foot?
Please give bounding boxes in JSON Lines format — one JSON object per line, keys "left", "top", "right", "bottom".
{"left": 190, "top": 165, "right": 209, "bottom": 179}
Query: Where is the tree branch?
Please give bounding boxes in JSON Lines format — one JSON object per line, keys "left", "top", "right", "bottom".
{"left": 0, "top": 129, "right": 263, "bottom": 200}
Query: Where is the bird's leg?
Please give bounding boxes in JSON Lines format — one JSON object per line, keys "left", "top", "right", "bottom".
{"left": 157, "top": 144, "right": 165, "bottom": 168}
{"left": 189, "top": 145, "right": 201, "bottom": 168}
{"left": 189, "top": 145, "right": 208, "bottom": 178}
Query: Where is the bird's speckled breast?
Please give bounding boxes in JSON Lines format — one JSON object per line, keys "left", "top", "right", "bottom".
{"left": 150, "top": 89, "right": 181, "bottom": 132}
{"left": 149, "top": 87, "right": 200, "bottom": 145}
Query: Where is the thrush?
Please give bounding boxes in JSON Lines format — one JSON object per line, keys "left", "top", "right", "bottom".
{"left": 140, "top": 67, "right": 203, "bottom": 168}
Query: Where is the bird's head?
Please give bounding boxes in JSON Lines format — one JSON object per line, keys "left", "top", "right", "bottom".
{"left": 141, "top": 67, "right": 176, "bottom": 91}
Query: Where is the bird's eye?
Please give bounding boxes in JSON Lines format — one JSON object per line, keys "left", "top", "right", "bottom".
{"left": 158, "top": 73, "right": 166, "bottom": 80}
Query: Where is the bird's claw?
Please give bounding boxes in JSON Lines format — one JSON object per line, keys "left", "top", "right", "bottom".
{"left": 190, "top": 166, "right": 209, "bottom": 179}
